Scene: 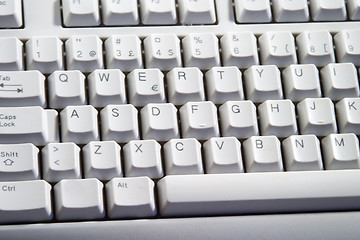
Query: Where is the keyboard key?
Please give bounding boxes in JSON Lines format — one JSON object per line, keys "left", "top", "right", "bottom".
{"left": 54, "top": 178, "right": 105, "bottom": 221}
{"left": 336, "top": 98, "right": 360, "bottom": 135}
{"left": 83, "top": 141, "right": 122, "bottom": 180}
{"left": 0, "top": 106, "right": 59, "bottom": 145}
{"left": 322, "top": 133, "right": 360, "bottom": 170}
{"left": 0, "top": 0, "right": 22, "bottom": 28}
{"left": 123, "top": 139, "right": 164, "bottom": 178}
{"left": 140, "top": 103, "right": 179, "bottom": 141}
{"left": 105, "top": 35, "right": 143, "bottom": 71}
{"left": 182, "top": 33, "right": 220, "bottom": 70}
{"left": 106, "top": 177, "right": 157, "bottom": 218}
{"left": 100, "top": 104, "right": 140, "bottom": 143}
{"left": 87, "top": 69, "right": 127, "bottom": 107}
{"left": 272, "top": 0, "right": 309, "bottom": 22}
{"left": 180, "top": 101, "right": 220, "bottom": 140}
{"left": 178, "top": 0, "right": 216, "bottom": 24}
{"left": 0, "top": 70, "right": 46, "bottom": 107}
{"left": 243, "top": 136, "right": 283, "bottom": 172}
{"left": 47, "top": 70, "right": 87, "bottom": 109}
{"left": 296, "top": 31, "right": 335, "bottom": 67}
{"left": 143, "top": 34, "right": 182, "bottom": 70}
{"left": 163, "top": 138, "right": 203, "bottom": 175}
{"left": 220, "top": 32, "right": 259, "bottom": 68}
{"left": 320, "top": 63, "right": 359, "bottom": 101}
{"left": 26, "top": 37, "right": 64, "bottom": 74}
{"left": 60, "top": 105, "right": 100, "bottom": 144}
{"left": 0, "top": 37, "right": 23, "bottom": 70}
{"left": 0, "top": 143, "right": 39, "bottom": 181}
{"left": 347, "top": 0, "right": 360, "bottom": 20}
{"left": 157, "top": 170, "right": 360, "bottom": 216}
{"left": 282, "top": 135, "right": 323, "bottom": 171}
{"left": 297, "top": 98, "right": 337, "bottom": 137}
{"left": 0, "top": 180, "right": 52, "bottom": 224}
{"left": 62, "top": 0, "right": 100, "bottom": 26}
{"left": 101, "top": 0, "right": 139, "bottom": 25}
{"left": 203, "top": 137, "right": 244, "bottom": 174}
{"left": 140, "top": 0, "right": 177, "bottom": 25}
{"left": 334, "top": 30, "right": 360, "bottom": 66}
{"left": 65, "top": 35, "right": 103, "bottom": 72}
{"left": 310, "top": 0, "right": 346, "bottom": 21}
{"left": 234, "top": 0, "right": 272, "bottom": 23}
{"left": 42, "top": 142, "right": 81, "bottom": 182}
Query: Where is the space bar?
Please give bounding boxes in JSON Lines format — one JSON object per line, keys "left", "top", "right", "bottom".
{"left": 157, "top": 170, "right": 360, "bottom": 216}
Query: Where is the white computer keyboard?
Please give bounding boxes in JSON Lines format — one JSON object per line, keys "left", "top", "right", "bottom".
{"left": 1, "top": 0, "right": 360, "bottom": 239}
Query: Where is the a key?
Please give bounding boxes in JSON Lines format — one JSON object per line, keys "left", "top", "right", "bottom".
{"left": 0, "top": 143, "right": 39, "bottom": 181}
{"left": 54, "top": 178, "right": 105, "bottom": 221}
{"left": 123, "top": 139, "right": 164, "bottom": 179}
{"left": 83, "top": 141, "right": 122, "bottom": 180}
{"left": 88, "top": 69, "right": 127, "bottom": 107}
{"left": 65, "top": 35, "right": 103, "bottom": 72}
{"left": 42, "top": 142, "right": 81, "bottom": 182}
{"left": 336, "top": 98, "right": 360, "bottom": 135}
{"left": 101, "top": 0, "right": 139, "bottom": 25}
{"left": 282, "top": 135, "right": 323, "bottom": 171}
{"left": 0, "top": 37, "right": 23, "bottom": 70}
{"left": 0, "top": 106, "right": 59, "bottom": 145}
{"left": 310, "top": 0, "right": 346, "bottom": 21}
{"left": 0, "top": 0, "right": 22, "bottom": 28}
{"left": 140, "top": 0, "right": 177, "bottom": 25}
{"left": 106, "top": 177, "right": 157, "bottom": 218}
{"left": 47, "top": 70, "right": 87, "bottom": 109}
{"left": 234, "top": 0, "right": 272, "bottom": 23}
{"left": 348, "top": 0, "right": 360, "bottom": 20}
{"left": 178, "top": 0, "right": 216, "bottom": 24}
{"left": 62, "top": 0, "right": 100, "bottom": 26}
{"left": 163, "top": 138, "right": 203, "bottom": 175}
{"left": 272, "top": 0, "right": 309, "bottom": 22}
{"left": 0, "top": 70, "right": 46, "bottom": 107}
{"left": 60, "top": 105, "right": 100, "bottom": 144}
{"left": 203, "top": 137, "right": 244, "bottom": 174}
{"left": 100, "top": 104, "right": 140, "bottom": 143}
{"left": 0, "top": 180, "right": 52, "bottom": 223}
{"left": 334, "top": 30, "right": 360, "bottom": 66}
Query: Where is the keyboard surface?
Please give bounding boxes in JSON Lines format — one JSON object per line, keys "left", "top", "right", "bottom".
{"left": 1, "top": 0, "right": 360, "bottom": 239}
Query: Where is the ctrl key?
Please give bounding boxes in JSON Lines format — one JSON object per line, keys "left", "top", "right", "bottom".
{"left": 0, "top": 180, "right": 52, "bottom": 223}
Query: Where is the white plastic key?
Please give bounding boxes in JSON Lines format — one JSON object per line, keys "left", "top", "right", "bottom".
{"left": 26, "top": 37, "right": 64, "bottom": 74}
{"left": 62, "top": 0, "right": 100, "bottom": 26}
{"left": 322, "top": 133, "right": 360, "bottom": 170}
{"left": 60, "top": 105, "right": 100, "bottom": 144}
{"left": 203, "top": 137, "right": 244, "bottom": 174}
{"left": 144, "top": 34, "right": 182, "bottom": 70}
{"left": 0, "top": 180, "right": 52, "bottom": 223}
{"left": 182, "top": 33, "right": 220, "bottom": 70}
{"left": 105, "top": 35, "right": 143, "bottom": 71}
{"left": 178, "top": 0, "right": 216, "bottom": 24}
{"left": 334, "top": 30, "right": 360, "bottom": 66}
{"left": 101, "top": 0, "right": 139, "bottom": 25}
{"left": 296, "top": 31, "right": 335, "bottom": 67}
{"left": 83, "top": 141, "right": 122, "bottom": 180}
{"left": 0, "top": 70, "right": 46, "bottom": 107}
{"left": 336, "top": 98, "right": 360, "bottom": 135}
{"left": 0, "top": 0, "right": 22, "bottom": 28}
{"left": 140, "top": 0, "right": 177, "bottom": 25}
{"left": 219, "top": 100, "right": 259, "bottom": 139}
{"left": 123, "top": 139, "right": 164, "bottom": 179}
{"left": 0, "top": 106, "right": 59, "bottom": 145}
{"left": 140, "top": 103, "right": 179, "bottom": 141}
{"left": 0, "top": 143, "right": 39, "bottom": 181}
{"left": 54, "top": 178, "right": 105, "bottom": 221}
{"left": 220, "top": 32, "right": 259, "bottom": 68}
{"left": 42, "top": 142, "right": 81, "bottom": 182}
{"left": 163, "top": 138, "right": 203, "bottom": 175}
{"left": 297, "top": 98, "right": 337, "bottom": 137}
{"left": 47, "top": 70, "right": 86, "bottom": 109}
{"left": 100, "top": 104, "right": 140, "bottom": 143}
{"left": 65, "top": 35, "right": 103, "bottom": 72}
{"left": 272, "top": 0, "right": 309, "bottom": 22}
{"left": 282, "top": 135, "right": 323, "bottom": 171}
{"left": 310, "top": 0, "right": 346, "bottom": 21}
{"left": 234, "top": 0, "right": 272, "bottom": 23}
{"left": 88, "top": 69, "right": 126, "bottom": 107}
{"left": 347, "top": 0, "right": 360, "bottom": 20}
{"left": 243, "top": 136, "right": 283, "bottom": 172}
{"left": 106, "top": 177, "right": 156, "bottom": 218}
{"left": 180, "top": 101, "right": 220, "bottom": 140}
{"left": 0, "top": 37, "right": 23, "bottom": 70}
